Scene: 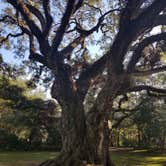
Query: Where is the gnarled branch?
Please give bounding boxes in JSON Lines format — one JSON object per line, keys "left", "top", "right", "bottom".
{"left": 127, "top": 32, "right": 166, "bottom": 72}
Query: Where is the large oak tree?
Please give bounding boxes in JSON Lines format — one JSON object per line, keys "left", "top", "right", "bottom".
{"left": 1, "top": 0, "right": 166, "bottom": 166}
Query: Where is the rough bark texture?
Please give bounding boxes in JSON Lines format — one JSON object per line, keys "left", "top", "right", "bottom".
{"left": 39, "top": 77, "right": 117, "bottom": 166}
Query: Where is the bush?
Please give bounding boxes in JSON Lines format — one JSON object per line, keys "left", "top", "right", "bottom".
{"left": 0, "top": 129, "right": 29, "bottom": 150}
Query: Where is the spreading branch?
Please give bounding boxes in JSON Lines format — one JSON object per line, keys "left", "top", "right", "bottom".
{"left": 127, "top": 85, "right": 166, "bottom": 96}
{"left": 132, "top": 66, "right": 166, "bottom": 76}
{"left": 60, "top": 36, "right": 85, "bottom": 58}
{"left": 119, "top": 0, "right": 144, "bottom": 27}
{"left": 25, "top": 3, "right": 46, "bottom": 31}
{"left": 76, "top": 8, "right": 120, "bottom": 36}
{"left": 42, "top": 0, "right": 53, "bottom": 36}
{"left": 0, "top": 14, "right": 31, "bottom": 36}
{"left": 60, "top": 8, "right": 120, "bottom": 65}
{"left": 51, "top": 0, "right": 76, "bottom": 53}
{"left": 29, "top": 35, "right": 46, "bottom": 65}
{"left": 135, "top": 0, "right": 166, "bottom": 30}
{"left": 127, "top": 32, "right": 166, "bottom": 72}
{"left": 112, "top": 109, "right": 136, "bottom": 128}
{"left": 7, "top": 0, "right": 43, "bottom": 40}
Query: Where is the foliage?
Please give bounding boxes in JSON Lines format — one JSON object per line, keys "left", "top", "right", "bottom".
{"left": 0, "top": 73, "right": 62, "bottom": 151}
{"left": 112, "top": 96, "right": 166, "bottom": 149}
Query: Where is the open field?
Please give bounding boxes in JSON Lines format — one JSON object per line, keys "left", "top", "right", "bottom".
{"left": 0, "top": 150, "right": 166, "bottom": 166}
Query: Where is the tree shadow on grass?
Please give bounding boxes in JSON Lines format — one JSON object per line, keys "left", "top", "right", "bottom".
{"left": 112, "top": 149, "right": 166, "bottom": 166}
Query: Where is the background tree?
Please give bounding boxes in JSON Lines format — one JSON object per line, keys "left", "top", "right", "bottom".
{"left": 1, "top": 1, "right": 166, "bottom": 166}
{"left": 0, "top": 63, "right": 61, "bottom": 151}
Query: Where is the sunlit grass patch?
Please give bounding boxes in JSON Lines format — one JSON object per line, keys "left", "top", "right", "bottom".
{"left": 111, "top": 149, "right": 166, "bottom": 166}
{"left": 131, "top": 149, "right": 148, "bottom": 153}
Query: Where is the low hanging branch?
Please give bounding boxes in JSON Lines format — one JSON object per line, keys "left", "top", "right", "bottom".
{"left": 127, "top": 85, "right": 166, "bottom": 96}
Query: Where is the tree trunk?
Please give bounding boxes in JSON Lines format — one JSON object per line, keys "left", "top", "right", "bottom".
{"left": 39, "top": 72, "right": 118, "bottom": 166}
{"left": 39, "top": 99, "right": 115, "bottom": 166}
{"left": 137, "top": 127, "right": 141, "bottom": 147}
{"left": 117, "top": 129, "right": 120, "bottom": 147}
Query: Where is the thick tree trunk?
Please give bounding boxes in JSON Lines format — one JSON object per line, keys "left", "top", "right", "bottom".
{"left": 39, "top": 72, "right": 118, "bottom": 166}
{"left": 39, "top": 99, "right": 115, "bottom": 166}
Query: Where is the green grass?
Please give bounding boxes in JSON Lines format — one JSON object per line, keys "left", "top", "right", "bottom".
{"left": 0, "top": 150, "right": 166, "bottom": 166}
{"left": 0, "top": 151, "right": 59, "bottom": 166}
{"left": 112, "top": 149, "right": 166, "bottom": 166}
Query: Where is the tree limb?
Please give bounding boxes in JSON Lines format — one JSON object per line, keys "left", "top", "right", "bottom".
{"left": 0, "top": 15, "right": 15, "bottom": 23}
{"left": 25, "top": 3, "right": 46, "bottom": 31}
{"left": 0, "top": 32, "right": 24, "bottom": 46}
{"left": 112, "top": 110, "right": 136, "bottom": 128}
{"left": 60, "top": 8, "right": 120, "bottom": 60}
{"left": 42, "top": 0, "right": 53, "bottom": 36}
{"left": 76, "top": 53, "right": 109, "bottom": 100}
{"left": 154, "top": 14, "right": 166, "bottom": 26}
{"left": 60, "top": 36, "right": 85, "bottom": 58}
{"left": 132, "top": 66, "right": 166, "bottom": 76}
{"left": 7, "top": 0, "right": 43, "bottom": 40}
{"left": 76, "top": 8, "right": 120, "bottom": 36}
{"left": 119, "top": 0, "right": 144, "bottom": 27}
{"left": 51, "top": 0, "right": 75, "bottom": 53}
{"left": 135, "top": 0, "right": 166, "bottom": 29}
{"left": 127, "top": 32, "right": 166, "bottom": 72}
{"left": 0, "top": 14, "right": 31, "bottom": 36}
{"left": 127, "top": 85, "right": 166, "bottom": 96}
{"left": 29, "top": 35, "right": 46, "bottom": 65}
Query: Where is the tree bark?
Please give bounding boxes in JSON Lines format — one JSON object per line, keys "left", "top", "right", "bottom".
{"left": 38, "top": 66, "right": 119, "bottom": 166}
{"left": 39, "top": 90, "right": 115, "bottom": 166}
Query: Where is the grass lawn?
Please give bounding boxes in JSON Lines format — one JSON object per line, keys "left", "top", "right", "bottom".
{"left": 0, "top": 151, "right": 59, "bottom": 166}
{"left": 112, "top": 149, "right": 166, "bottom": 166}
{"left": 0, "top": 149, "right": 166, "bottom": 166}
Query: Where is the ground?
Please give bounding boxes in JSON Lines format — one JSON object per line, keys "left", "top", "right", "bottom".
{"left": 112, "top": 149, "right": 166, "bottom": 166}
{"left": 0, "top": 151, "right": 59, "bottom": 166}
{"left": 0, "top": 150, "right": 166, "bottom": 166}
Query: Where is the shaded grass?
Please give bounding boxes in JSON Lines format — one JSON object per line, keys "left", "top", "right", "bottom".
{"left": 0, "top": 150, "right": 166, "bottom": 166}
{"left": 0, "top": 151, "right": 58, "bottom": 166}
{"left": 111, "top": 149, "right": 166, "bottom": 166}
